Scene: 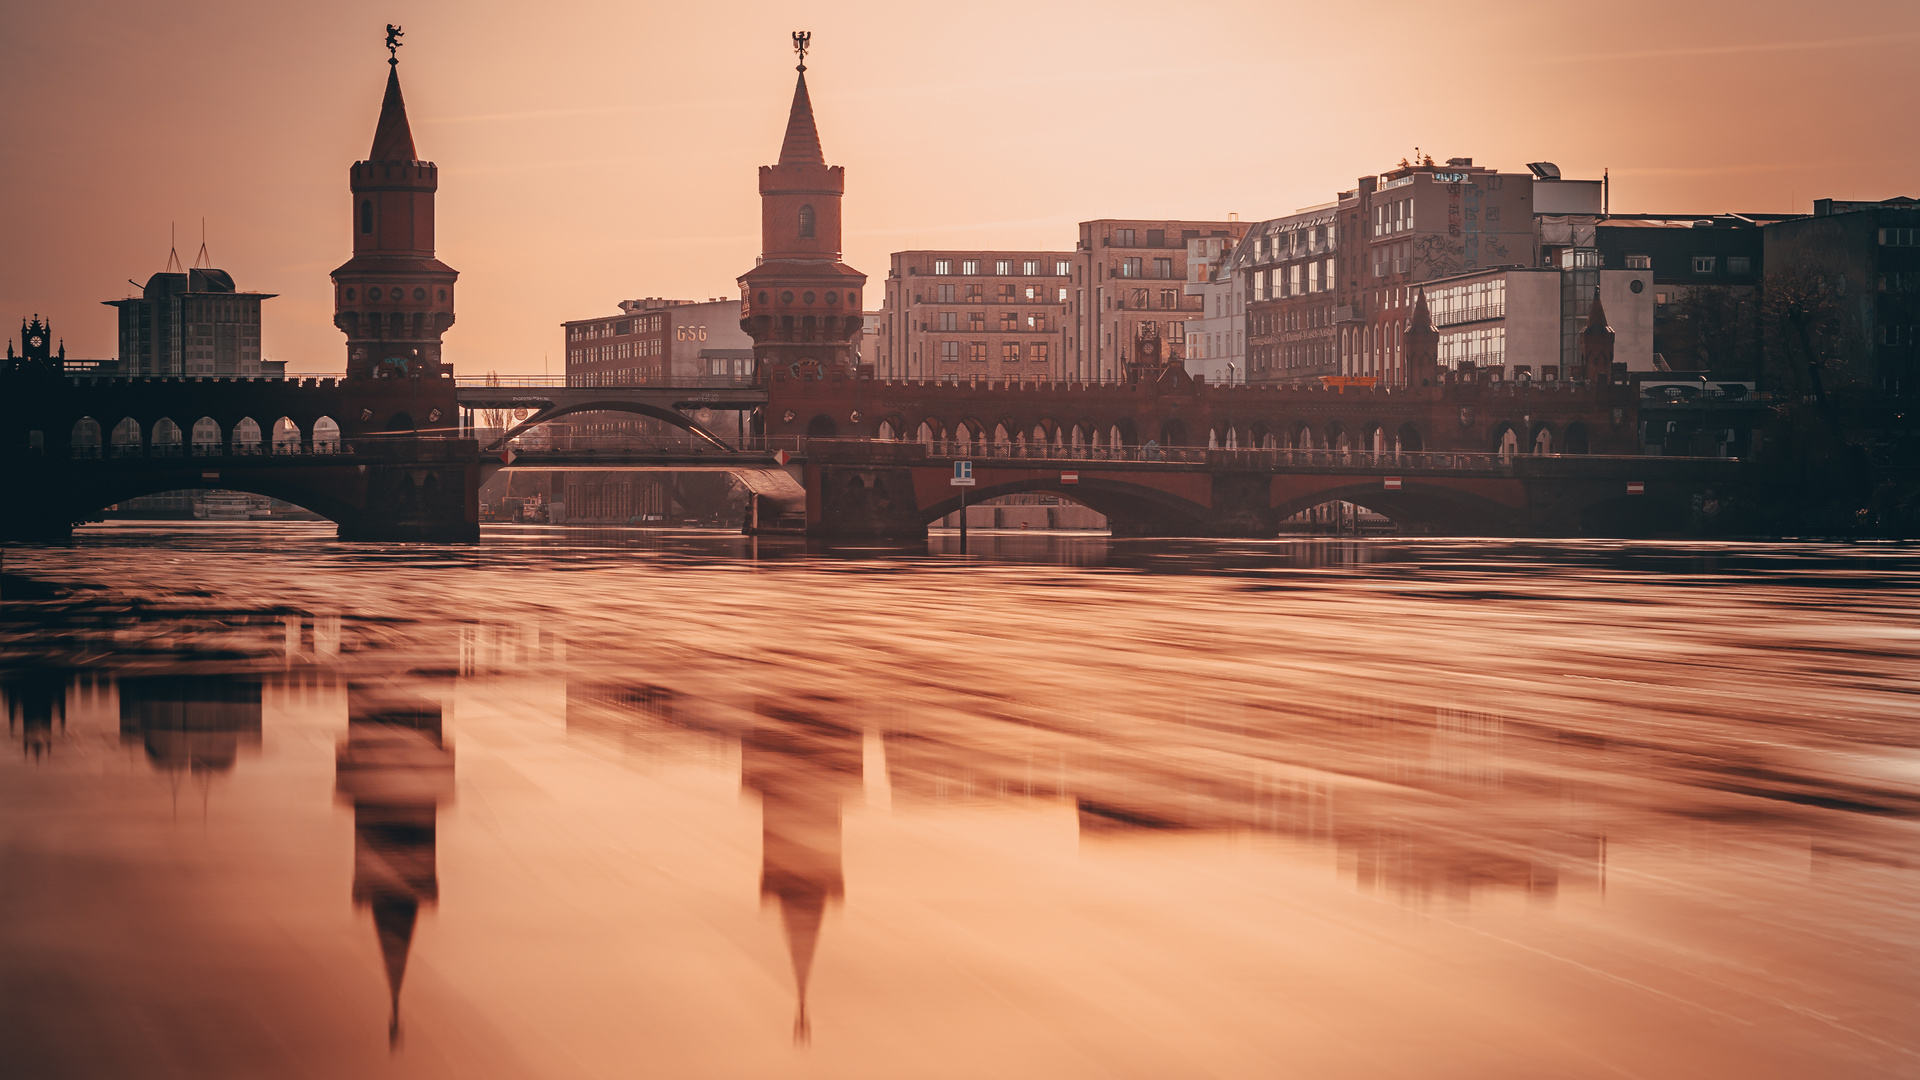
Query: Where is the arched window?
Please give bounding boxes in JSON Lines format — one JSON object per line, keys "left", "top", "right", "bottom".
{"left": 192, "top": 417, "right": 221, "bottom": 456}
{"left": 798, "top": 204, "right": 815, "bottom": 239}
{"left": 360, "top": 200, "right": 373, "bottom": 234}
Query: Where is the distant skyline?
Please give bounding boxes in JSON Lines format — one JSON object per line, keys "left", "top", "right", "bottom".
{"left": 4, "top": 0, "right": 1917, "bottom": 375}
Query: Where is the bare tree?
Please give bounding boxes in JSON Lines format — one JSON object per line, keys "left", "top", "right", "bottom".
{"left": 1762, "top": 262, "right": 1862, "bottom": 438}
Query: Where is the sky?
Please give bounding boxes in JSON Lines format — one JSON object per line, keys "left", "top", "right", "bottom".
{"left": 4, "top": 0, "right": 1917, "bottom": 376}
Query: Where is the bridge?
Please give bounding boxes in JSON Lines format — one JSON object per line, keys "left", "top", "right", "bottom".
{"left": 454, "top": 376, "right": 766, "bottom": 452}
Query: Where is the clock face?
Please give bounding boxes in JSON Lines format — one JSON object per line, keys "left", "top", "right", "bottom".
{"left": 28, "top": 335, "right": 43, "bottom": 348}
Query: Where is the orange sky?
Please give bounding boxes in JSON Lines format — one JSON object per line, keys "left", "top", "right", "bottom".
{"left": 4, "top": 0, "right": 1916, "bottom": 376}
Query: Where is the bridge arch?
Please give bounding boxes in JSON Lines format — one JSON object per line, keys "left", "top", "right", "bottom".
{"left": 1396, "top": 422, "right": 1423, "bottom": 452}
{"left": 234, "top": 417, "right": 262, "bottom": 454}
{"left": 486, "top": 399, "right": 734, "bottom": 451}
{"left": 917, "top": 474, "right": 1216, "bottom": 537}
{"left": 314, "top": 417, "right": 341, "bottom": 453}
{"left": 1531, "top": 422, "right": 1554, "bottom": 455}
{"left": 806, "top": 413, "right": 838, "bottom": 438}
{"left": 1111, "top": 417, "right": 1139, "bottom": 447}
{"left": 1160, "top": 416, "right": 1189, "bottom": 446}
{"left": 271, "top": 417, "right": 302, "bottom": 454}
{"left": 1287, "top": 419, "right": 1313, "bottom": 450}
{"left": 152, "top": 418, "right": 183, "bottom": 457}
{"left": 191, "top": 417, "right": 221, "bottom": 456}
{"left": 1271, "top": 480, "right": 1525, "bottom": 535}
{"left": 110, "top": 417, "right": 141, "bottom": 457}
{"left": 1491, "top": 422, "right": 1520, "bottom": 457}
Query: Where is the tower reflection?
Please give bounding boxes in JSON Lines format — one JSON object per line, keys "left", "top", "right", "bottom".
{"left": 118, "top": 675, "right": 263, "bottom": 776}
{"left": 741, "top": 701, "right": 862, "bottom": 1045}
{"left": 4, "top": 669, "right": 67, "bottom": 761}
{"left": 334, "top": 681, "right": 454, "bottom": 1047}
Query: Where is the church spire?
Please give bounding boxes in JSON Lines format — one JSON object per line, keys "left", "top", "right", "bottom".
{"left": 778, "top": 72, "right": 825, "bottom": 166}
{"left": 369, "top": 64, "right": 418, "bottom": 163}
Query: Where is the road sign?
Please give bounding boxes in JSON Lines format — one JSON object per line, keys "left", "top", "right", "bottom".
{"left": 1384, "top": 476, "right": 1402, "bottom": 490}
{"left": 773, "top": 449, "right": 791, "bottom": 465}
{"left": 951, "top": 461, "right": 975, "bottom": 486}
{"left": 1627, "top": 481, "right": 1645, "bottom": 495}
{"left": 500, "top": 447, "right": 517, "bottom": 465}
{"left": 1060, "top": 472, "right": 1079, "bottom": 484}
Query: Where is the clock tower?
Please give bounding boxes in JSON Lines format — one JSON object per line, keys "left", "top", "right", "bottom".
{"left": 738, "top": 33, "right": 867, "bottom": 388}
{"left": 331, "top": 47, "right": 458, "bottom": 384}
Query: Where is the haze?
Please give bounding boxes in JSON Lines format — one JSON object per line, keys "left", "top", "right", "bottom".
{"left": 4, "top": 0, "right": 1916, "bottom": 376}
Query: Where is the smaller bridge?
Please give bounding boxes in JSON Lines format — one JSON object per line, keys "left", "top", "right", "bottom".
{"left": 455, "top": 377, "right": 766, "bottom": 452}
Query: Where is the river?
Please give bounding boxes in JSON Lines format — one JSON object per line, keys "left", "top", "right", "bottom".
{"left": 3, "top": 524, "right": 1917, "bottom": 1079}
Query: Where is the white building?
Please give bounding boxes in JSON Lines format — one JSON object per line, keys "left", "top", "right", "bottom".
{"left": 1424, "top": 261, "right": 1655, "bottom": 378}
{"left": 1181, "top": 235, "right": 1246, "bottom": 384}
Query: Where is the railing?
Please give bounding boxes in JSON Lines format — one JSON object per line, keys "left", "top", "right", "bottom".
{"left": 67, "top": 372, "right": 349, "bottom": 384}
{"left": 455, "top": 375, "right": 763, "bottom": 390}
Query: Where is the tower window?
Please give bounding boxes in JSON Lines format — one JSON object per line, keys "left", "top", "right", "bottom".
{"left": 360, "top": 200, "right": 373, "bottom": 234}
{"left": 798, "top": 204, "right": 816, "bottom": 239}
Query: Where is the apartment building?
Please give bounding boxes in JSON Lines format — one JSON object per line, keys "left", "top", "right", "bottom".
{"left": 1068, "top": 219, "right": 1248, "bottom": 381}
{"left": 103, "top": 267, "right": 276, "bottom": 377}
{"left": 1181, "top": 235, "right": 1246, "bottom": 384}
{"left": 562, "top": 297, "right": 751, "bottom": 387}
{"left": 1239, "top": 203, "right": 1344, "bottom": 387}
{"left": 876, "top": 251, "right": 1074, "bottom": 381}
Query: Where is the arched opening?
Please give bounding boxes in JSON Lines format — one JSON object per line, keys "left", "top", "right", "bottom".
{"left": 313, "top": 417, "right": 341, "bottom": 454}
{"left": 71, "top": 416, "right": 102, "bottom": 459}
{"left": 1160, "top": 418, "right": 1188, "bottom": 446}
{"left": 1289, "top": 421, "right": 1313, "bottom": 450}
{"left": 1280, "top": 497, "right": 1394, "bottom": 535}
{"left": 1396, "top": 422, "right": 1423, "bottom": 453}
{"left": 1324, "top": 422, "right": 1349, "bottom": 455}
{"left": 1564, "top": 422, "right": 1590, "bottom": 455}
{"left": 798, "top": 204, "right": 816, "bottom": 239}
{"left": 233, "top": 417, "right": 262, "bottom": 454}
{"left": 1495, "top": 425, "right": 1520, "bottom": 458}
{"left": 916, "top": 420, "right": 938, "bottom": 446}
{"left": 151, "top": 418, "right": 183, "bottom": 458}
{"left": 1111, "top": 418, "right": 1138, "bottom": 448}
{"left": 878, "top": 419, "right": 896, "bottom": 441}
{"left": 271, "top": 417, "right": 302, "bottom": 455}
{"left": 954, "top": 422, "right": 975, "bottom": 452}
{"left": 806, "top": 414, "right": 838, "bottom": 439}
{"left": 389, "top": 412, "right": 415, "bottom": 434}
{"left": 360, "top": 200, "right": 373, "bottom": 234}
{"left": 110, "top": 417, "right": 142, "bottom": 458}
{"left": 1532, "top": 425, "right": 1554, "bottom": 455}
{"left": 1208, "top": 427, "right": 1220, "bottom": 449}
{"left": 1225, "top": 425, "right": 1240, "bottom": 449}
{"left": 1366, "top": 424, "right": 1386, "bottom": 455}
{"left": 191, "top": 417, "right": 221, "bottom": 456}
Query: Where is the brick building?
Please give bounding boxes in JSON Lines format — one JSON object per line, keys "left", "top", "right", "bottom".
{"left": 876, "top": 251, "right": 1074, "bottom": 381}
{"left": 562, "top": 297, "right": 751, "bottom": 387}
{"left": 1069, "top": 219, "right": 1248, "bottom": 382}
{"left": 1238, "top": 202, "right": 1342, "bottom": 387}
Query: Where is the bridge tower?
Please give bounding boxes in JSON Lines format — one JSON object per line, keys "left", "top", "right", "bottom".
{"left": 330, "top": 49, "right": 459, "bottom": 401}
{"left": 738, "top": 34, "right": 867, "bottom": 407}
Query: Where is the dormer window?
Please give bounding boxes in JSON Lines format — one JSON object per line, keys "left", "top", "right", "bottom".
{"left": 798, "top": 204, "right": 816, "bottom": 239}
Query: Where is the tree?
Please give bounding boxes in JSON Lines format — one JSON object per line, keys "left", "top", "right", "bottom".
{"left": 1661, "top": 285, "right": 1757, "bottom": 374}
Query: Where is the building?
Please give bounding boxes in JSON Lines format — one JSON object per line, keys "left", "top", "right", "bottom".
{"left": 1763, "top": 196, "right": 1920, "bottom": 396}
{"left": 1239, "top": 203, "right": 1343, "bottom": 387}
{"left": 102, "top": 267, "right": 276, "bottom": 377}
{"left": 736, "top": 53, "right": 867, "bottom": 404}
{"left": 1419, "top": 264, "right": 1652, "bottom": 380}
{"left": 1181, "top": 235, "right": 1246, "bottom": 385}
{"left": 329, "top": 56, "right": 458, "bottom": 382}
{"left": 1595, "top": 212, "right": 1794, "bottom": 373}
{"left": 562, "top": 297, "right": 753, "bottom": 386}
{"left": 1069, "top": 218, "right": 1249, "bottom": 382}
{"left": 876, "top": 250, "right": 1073, "bottom": 381}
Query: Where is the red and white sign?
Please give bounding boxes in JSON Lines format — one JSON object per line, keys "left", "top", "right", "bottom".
{"left": 500, "top": 447, "right": 517, "bottom": 465}
{"left": 1384, "top": 476, "right": 1402, "bottom": 490}
{"left": 773, "top": 449, "right": 792, "bottom": 465}
{"left": 1060, "top": 472, "right": 1079, "bottom": 484}
{"left": 1627, "top": 481, "right": 1645, "bottom": 495}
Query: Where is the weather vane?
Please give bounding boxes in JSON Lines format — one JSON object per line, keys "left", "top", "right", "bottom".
{"left": 792, "top": 30, "right": 810, "bottom": 72}
{"left": 385, "top": 24, "right": 404, "bottom": 65}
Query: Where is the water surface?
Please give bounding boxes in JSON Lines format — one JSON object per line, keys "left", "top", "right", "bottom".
{"left": 3, "top": 525, "right": 1917, "bottom": 1078}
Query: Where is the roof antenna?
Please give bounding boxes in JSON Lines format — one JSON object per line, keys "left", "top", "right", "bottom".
{"left": 165, "top": 222, "right": 183, "bottom": 274}
{"left": 194, "top": 218, "right": 212, "bottom": 269}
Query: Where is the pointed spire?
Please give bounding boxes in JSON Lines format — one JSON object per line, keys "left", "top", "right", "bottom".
{"left": 1408, "top": 287, "right": 1434, "bottom": 333}
{"left": 371, "top": 896, "right": 419, "bottom": 1049}
{"left": 778, "top": 72, "right": 825, "bottom": 166}
{"left": 1583, "top": 293, "right": 1613, "bottom": 337}
{"left": 779, "top": 888, "right": 827, "bottom": 1045}
{"left": 369, "top": 65, "right": 418, "bottom": 163}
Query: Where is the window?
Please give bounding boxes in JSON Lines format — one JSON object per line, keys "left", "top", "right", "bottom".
{"left": 941, "top": 341, "right": 959, "bottom": 363}
{"left": 1055, "top": 260, "right": 1071, "bottom": 276}
{"left": 1146, "top": 229, "right": 1165, "bottom": 247}
{"left": 1129, "top": 288, "right": 1148, "bottom": 308}
{"left": 1309, "top": 261, "right": 1321, "bottom": 292}
{"left": 1122, "top": 257, "right": 1142, "bottom": 277}
{"left": 798, "top": 204, "right": 816, "bottom": 238}
{"left": 962, "top": 259, "right": 981, "bottom": 275}
{"left": 1625, "top": 254, "right": 1651, "bottom": 269}
{"left": 1029, "top": 342, "right": 1050, "bottom": 363}
{"left": 1023, "top": 260, "right": 1040, "bottom": 276}
{"left": 1000, "top": 312, "right": 1018, "bottom": 331}
{"left": 939, "top": 312, "right": 958, "bottom": 330}
{"left": 934, "top": 259, "right": 953, "bottom": 275}
{"left": 1058, "top": 287, "right": 1069, "bottom": 302}
{"left": 968, "top": 342, "right": 987, "bottom": 363}
{"left": 1002, "top": 343, "right": 1021, "bottom": 363}
{"left": 968, "top": 312, "right": 985, "bottom": 331}
{"left": 938, "top": 283, "right": 956, "bottom": 302}
{"left": 359, "top": 200, "right": 373, "bottom": 234}
{"left": 965, "top": 284, "right": 983, "bottom": 301}
{"left": 1692, "top": 256, "right": 1716, "bottom": 274}
{"left": 1167, "top": 321, "right": 1185, "bottom": 342}
{"left": 1115, "top": 229, "right": 1136, "bottom": 246}
{"left": 1879, "top": 228, "right": 1918, "bottom": 246}
{"left": 1160, "top": 290, "right": 1178, "bottom": 310}
{"left": 1027, "top": 313, "right": 1047, "bottom": 331}
{"left": 1154, "top": 257, "right": 1173, "bottom": 278}
{"left": 1727, "top": 256, "right": 1752, "bottom": 274}
{"left": 996, "top": 260, "right": 1013, "bottom": 275}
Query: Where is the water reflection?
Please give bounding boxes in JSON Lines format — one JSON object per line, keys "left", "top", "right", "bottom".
{"left": 335, "top": 680, "right": 455, "bottom": 1047}
{"left": 118, "top": 675, "right": 263, "bottom": 775}
{"left": 4, "top": 669, "right": 67, "bottom": 760}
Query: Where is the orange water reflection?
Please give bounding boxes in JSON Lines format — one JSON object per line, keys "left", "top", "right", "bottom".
{"left": 1, "top": 530, "right": 1917, "bottom": 1078}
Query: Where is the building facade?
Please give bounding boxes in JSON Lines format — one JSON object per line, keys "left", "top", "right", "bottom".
{"left": 876, "top": 250, "right": 1073, "bottom": 381}
{"left": 1595, "top": 213, "right": 1791, "bottom": 373}
{"left": 1069, "top": 219, "right": 1248, "bottom": 382}
{"left": 563, "top": 297, "right": 753, "bottom": 386}
{"left": 1239, "top": 203, "right": 1343, "bottom": 387}
{"left": 1764, "top": 197, "right": 1920, "bottom": 396}
{"left": 1181, "top": 235, "right": 1246, "bottom": 385}
{"left": 103, "top": 267, "right": 276, "bottom": 377}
